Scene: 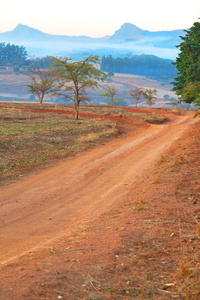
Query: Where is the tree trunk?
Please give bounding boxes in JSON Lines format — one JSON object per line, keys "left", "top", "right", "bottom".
{"left": 135, "top": 96, "right": 139, "bottom": 108}
{"left": 111, "top": 96, "right": 114, "bottom": 107}
{"left": 74, "top": 95, "right": 79, "bottom": 120}
{"left": 40, "top": 92, "right": 45, "bottom": 104}
{"left": 75, "top": 108, "right": 79, "bottom": 120}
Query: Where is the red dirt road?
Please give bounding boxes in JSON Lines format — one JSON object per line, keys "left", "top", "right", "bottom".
{"left": 0, "top": 112, "right": 197, "bottom": 266}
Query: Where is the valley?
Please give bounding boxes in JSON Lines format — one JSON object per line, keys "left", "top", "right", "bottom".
{"left": 0, "top": 69, "right": 179, "bottom": 108}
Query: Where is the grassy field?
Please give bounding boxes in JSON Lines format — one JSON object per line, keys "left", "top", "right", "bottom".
{"left": 0, "top": 102, "right": 171, "bottom": 185}
{"left": 0, "top": 107, "right": 116, "bottom": 185}
{"left": 0, "top": 102, "right": 168, "bottom": 123}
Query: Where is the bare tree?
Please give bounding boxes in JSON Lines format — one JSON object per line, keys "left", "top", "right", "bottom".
{"left": 26, "top": 69, "right": 55, "bottom": 104}
{"left": 129, "top": 87, "right": 143, "bottom": 108}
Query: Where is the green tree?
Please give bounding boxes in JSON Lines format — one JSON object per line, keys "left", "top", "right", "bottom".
{"left": 172, "top": 20, "right": 200, "bottom": 103}
{"left": 49, "top": 55, "right": 108, "bottom": 119}
{"left": 129, "top": 87, "right": 143, "bottom": 108}
{"left": 143, "top": 88, "right": 158, "bottom": 108}
{"left": 182, "top": 82, "right": 200, "bottom": 117}
{"left": 100, "top": 85, "right": 119, "bottom": 106}
{"left": 194, "top": 99, "right": 200, "bottom": 117}
{"left": 26, "top": 69, "right": 55, "bottom": 104}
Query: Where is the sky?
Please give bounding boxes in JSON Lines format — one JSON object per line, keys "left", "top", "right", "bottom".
{"left": 0, "top": 0, "right": 199, "bottom": 37}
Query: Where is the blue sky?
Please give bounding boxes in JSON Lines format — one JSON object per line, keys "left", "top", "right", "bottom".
{"left": 1, "top": 0, "right": 199, "bottom": 37}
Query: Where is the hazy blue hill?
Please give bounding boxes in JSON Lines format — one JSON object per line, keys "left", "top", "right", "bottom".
{"left": 109, "top": 23, "right": 185, "bottom": 47}
{"left": 0, "top": 23, "right": 185, "bottom": 59}
{"left": 1, "top": 23, "right": 52, "bottom": 41}
{"left": 0, "top": 24, "right": 109, "bottom": 43}
{"left": 109, "top": 23, "right": 149, "bottom": 41}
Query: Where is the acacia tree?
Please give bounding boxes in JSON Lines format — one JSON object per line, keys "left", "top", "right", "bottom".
{"left": 26, "top": 69, "right": 55, "bottom": 104}
{"left": 100, "top": 85, "right": 119, "bottom": 106}
{"left": 100, "top": 85, "right": 127, "bottom": 106}
{"left": 129, "top": 87, "right": 143, "bottom": 108}
{"left": 143, "top": 88, "right": 158, "bottom": 108}
{"left": 49, "top": 55, "right": 108, "bottom": 119}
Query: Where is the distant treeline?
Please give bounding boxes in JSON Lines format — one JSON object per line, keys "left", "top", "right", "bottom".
{"left": 101, "top": 54, "right": 177, "bottom": 80}
{"left": 1, "top": 43, "right": 177, "bottom": 81}
{"left": 0, "top": 43, "right": 27, "bottom": 66}
{"left": 0, "top": 42, "right": 51, "bottom": 69}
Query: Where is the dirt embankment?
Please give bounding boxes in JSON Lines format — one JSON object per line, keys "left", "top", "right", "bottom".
{"left": 0, "top": 111, "right": 199, "bottom": 299}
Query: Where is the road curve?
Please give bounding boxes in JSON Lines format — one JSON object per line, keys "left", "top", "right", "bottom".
{"left": 0, "top": 112, "right": 197, "bottom": 265}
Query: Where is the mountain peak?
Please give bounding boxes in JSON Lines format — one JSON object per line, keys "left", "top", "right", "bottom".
{"left": 13, "top": 23, "right": 31, "bottom": 32}
{"left": 110, "top": 23, "right": 145, "bottom": 41}
{"left": 120, "top": 23, "right": 142, "bottom": 30}
{"left": 9, "top": 23, "right": 50, "bottom": 41}
{"left": 15, "top": 23, "right": 26, "bottom": 29}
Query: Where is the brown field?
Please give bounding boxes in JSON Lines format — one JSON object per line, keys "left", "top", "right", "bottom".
{"left": 0, "top": 69, "right": 176, "bottom": 107}
{"left": 0, "top": 103, "right": 199, "bottom": 299}
{"left": 0, "top": 102, "right": 171, "bottom": 185}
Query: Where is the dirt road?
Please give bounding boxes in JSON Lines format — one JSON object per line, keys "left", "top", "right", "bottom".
{"left": 0, "top": 112, "right": 197, "bottom": 266}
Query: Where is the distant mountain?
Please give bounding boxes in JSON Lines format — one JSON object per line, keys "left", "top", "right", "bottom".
{"left": 109, "top": 23, "right": 147, "bottom": 41}
{"left": 0, "top": 23, "right": 108, "bottom": 43}
{"left": 0, "top": 23, "right": 185, "bottom": 59}
{"left": 109, "top": 23, "right": 185, "bottom": 46}
{"left": 0, "top": 23, "right": 51, "bottom": 41}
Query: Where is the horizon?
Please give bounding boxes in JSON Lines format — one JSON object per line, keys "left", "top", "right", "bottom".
{"left": 0, "top": 0, "right": 199, "bottom": 38}
{"left": 0, "top": 22, "right": 188, "bottom": 38}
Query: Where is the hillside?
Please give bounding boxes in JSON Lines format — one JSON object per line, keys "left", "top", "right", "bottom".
{"left": 0, "top": 69, "right": 180, "bottom": 108}
{"left": 109, "top": 23, "right": 184, "bottom": 46}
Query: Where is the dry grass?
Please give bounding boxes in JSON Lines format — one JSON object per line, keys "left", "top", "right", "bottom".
{"left": 0, "top": 102, "right": 170, "bottom": 186}
{"left": 0, "top": 102, "right": 168, "bottom": 124}
{"left": 79, "top": 128, "right": 115, "bottom": 143}
{"left": 0, "top": 108, "right": 116, "bottom": 185}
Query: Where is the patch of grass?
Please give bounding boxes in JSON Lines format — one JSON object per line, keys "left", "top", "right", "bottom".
{"left": 79, "top": 128, "right": 115, "bottom": 143}
{"left": 0, "top": 102, "right": 168, "bottom": 124}
{"left": 0, "top": 108, "right": 116, "bottom": 185}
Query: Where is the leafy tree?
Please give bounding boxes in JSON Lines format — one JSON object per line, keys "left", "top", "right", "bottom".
{"left": 100, "top": 85, "right": 119, "bottom": 106}
{"left": 143, "top": 88, "right": 158, "bottom": 108}
{"left": 182, "top": 82, "right": 200, "bottom": 117}
{"left": 129, "top": 87, "right": 143, "bottom": 108}
{"left": 26, "top": 69, "right": 55, "bottom": 104}
{"left": 194, "top": 98, "right": 200, "bottom": 117}
{"left": 104, "top": 96, "right": 127, "bottom": 107}
{"left": 172, "top": 20, "right": 200, "bottom": 103}
{"left": 182, "top": 82, "right": 200, "bottom": 103}
{"left": 49, "top": 55, "right": 108, "bottom": 119}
